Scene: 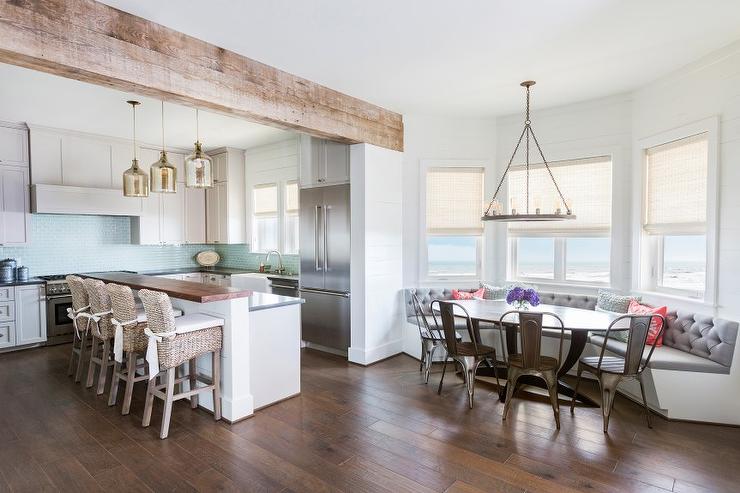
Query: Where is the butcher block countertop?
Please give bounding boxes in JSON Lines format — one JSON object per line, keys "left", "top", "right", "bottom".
{"left": 83, "top": 272, "right": 252, "bottom": 303}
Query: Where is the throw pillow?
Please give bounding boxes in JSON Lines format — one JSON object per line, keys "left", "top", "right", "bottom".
{"left": 479, "top": 282, "right": 506, "bottom": 300}
{"left": 595, "top": 306, "right": 629, "bottom": 342}
{"left": 627, "top": 299, "right": 667, "bottom": 346}
{"left": 596, "top": 289, "right": 639, "bottom": 313}
{"left": 452, "top": 288, "right": 485, "bottom": 300}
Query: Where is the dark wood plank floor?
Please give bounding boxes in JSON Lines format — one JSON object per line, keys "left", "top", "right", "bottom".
{"left": 1, "top": 345, "right": 739, "bottom": 492}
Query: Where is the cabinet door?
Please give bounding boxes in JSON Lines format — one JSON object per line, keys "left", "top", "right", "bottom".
{"left": 14, "top": 285, "right": 46, "bottom": 345}
{"left": 323, "top": 141, "right": 350, "bottom": 185}
{"left": 0, "top": 126, "right": 28, "bottom": 166}
{"left": 0, "top": 167, "right": 30, "bottom": 245}
{"left": 217, "top": 182, "right": 229, "bottom": 243}
{"left": 184, "top": 187, "right": 206, "bottom": 244}
{"left": 213, "top": 153, "right": 228, "bottom": 183}
{"left": 168, "top": 151, "right": 187, "bottom": 183}
{"left": 160, "top": 191, "right": 185, "bottom": 244}
{"left": 0, "top": 321, "right": 15, "bottom": 349}
{"left": 205, "top": 186, "right": 220, "bottom": 243}
{"left": 136, "top": 194, "right": 162, "bottom": 245}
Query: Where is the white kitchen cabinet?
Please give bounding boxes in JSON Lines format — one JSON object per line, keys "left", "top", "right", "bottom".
{"left": 203, "top": 273, "right": 230, "bottom": 286}
{"left": 14, "top": 285, "right": 46, "bottom": 346}
{"left": 0, "top": 166, "right": 31, "bottom": 245}
{"left": 0, "top": 321, "right": 15, "bottom": 349}
{"left": 299, "top": 135, "right": 349, "bottom": 188}
{"left": 160, "top": 191, "right": 186, "bottom": 244}
{"left": 184, "top": 187, "right": 206, "bottom": 244}
{"left": 206, "top": 148, "right": 245, "bottom": 244}
{"left": 0, "top": 123, "right": 29, "bottom": 166}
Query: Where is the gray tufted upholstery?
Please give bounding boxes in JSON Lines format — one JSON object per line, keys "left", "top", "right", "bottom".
{"left": 662, "top": 311, "right": 737, "bottom": 368}
{"left": 404, "top": 288, "right": 473, "bottom": 331}
{"left": 538, "top": 292, "right": 597, "bottom": 310}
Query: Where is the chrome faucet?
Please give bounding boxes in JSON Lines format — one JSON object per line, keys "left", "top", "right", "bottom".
{"left": 264, "top": 250, "right": 285, "bottom": 274}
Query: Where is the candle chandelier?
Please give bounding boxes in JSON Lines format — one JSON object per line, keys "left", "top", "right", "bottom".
{"left": 482, "top": 81, "right": 575, "bottom": 222}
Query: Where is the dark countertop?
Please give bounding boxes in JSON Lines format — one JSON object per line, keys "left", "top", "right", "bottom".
{"left": 248, "top": 292, "right": 305, "bottom": 312}
{"left": 83, "top": 272, "right": 252, "bottom": 303}
{"left": 137, "top": 267, "right": 299, "bottom": 281}
{"left": 0, "top": 277, "right": 45, "bottom": 287}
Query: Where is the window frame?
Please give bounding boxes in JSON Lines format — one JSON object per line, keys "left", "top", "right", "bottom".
{"left": 419, "top": 159, "right": 486, "bottom": 282}
{"left": 250, "top": 180, "right": 299, "bottom": 254}
{"left": 633, "top": 117, "right": 719, "bottom": 305}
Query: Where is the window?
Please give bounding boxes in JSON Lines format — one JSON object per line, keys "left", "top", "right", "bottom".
{"left": 251, "top": 181, "right": 300, "bottom": 254}
{"left": 284, "top": 181, "right": 299, "bottom": 255}
{"left": 423, "top": 165, "right": 484, "bottom": 279}
{"left": 252, "top": 184, "right": 278, "bottom": 252}
{"left": 642, "top": 133, "right": 709, "bottom": 298}
{"left": 508, "top": 156, "right": 612, "bottom": 285}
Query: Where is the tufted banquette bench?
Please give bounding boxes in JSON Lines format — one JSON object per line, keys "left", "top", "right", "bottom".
{"left": 404, "top": 288, "right": 737, "bottom": 375}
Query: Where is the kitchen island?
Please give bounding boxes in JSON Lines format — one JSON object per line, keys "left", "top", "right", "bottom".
{"left": 84, "top": 272, "right": 303, "bottom": 422}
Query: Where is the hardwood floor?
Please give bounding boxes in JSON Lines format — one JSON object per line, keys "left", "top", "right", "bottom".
{"left": 1, "top": 345, "right": 739, "bottom": 493}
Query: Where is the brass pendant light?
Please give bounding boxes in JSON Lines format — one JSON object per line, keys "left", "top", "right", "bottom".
{"left": 184, "top": 108, "right": 213, "bottom": 188}
{"left": 482, "top": 81, "right": 575, "bottom": 222}
{"left": 122, "top": 100, "right": 149, "bottom": 198}
{"left": 150, "top": 101, "right": 177, "bottom": 193}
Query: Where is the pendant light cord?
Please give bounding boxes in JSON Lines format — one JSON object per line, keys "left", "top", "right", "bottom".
{"left": 161, "top": 100, "right": 165, "bottom": 151}
{"left": 132, "top": 103, "right": 137, "bottom": 160}
{"left": 196, "top": 108, "right": 200, "bottom": 143}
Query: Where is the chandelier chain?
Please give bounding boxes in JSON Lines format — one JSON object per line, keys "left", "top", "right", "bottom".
{"left": 484, "top": 125, "right": 526, "bottom": 215}
{"left": 528, "top": 125, "right": 570, "bottom": 212}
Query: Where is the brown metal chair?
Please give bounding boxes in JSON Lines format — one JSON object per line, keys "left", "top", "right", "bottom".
{"left": 410, "top": 292, "right": 461, "bottom": 384}
{"left": 499, "top": 310, "right": 565, "bottom": 429}
{"left": 436, "top": 300, "right": 499, "bottom": 408}
{"left": 570, "top": 313, "right": 665, "bottom": 433}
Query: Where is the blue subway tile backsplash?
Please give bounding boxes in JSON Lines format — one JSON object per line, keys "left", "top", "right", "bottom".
{"left": 0, "top": 215, "right": 298, "bottom": 277}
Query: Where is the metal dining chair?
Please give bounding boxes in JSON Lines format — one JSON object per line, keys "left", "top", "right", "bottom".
{"left": 410, "top": 292, "right": 461, "bottom": 383}
{"left": 436, "top": 300, "right": 499, "bottom": 408}
{"left": 498, "top": 310, "right": 565, "bottom": 429}
{"left": 570, "top": 313, "right": 665, "bottom": 433}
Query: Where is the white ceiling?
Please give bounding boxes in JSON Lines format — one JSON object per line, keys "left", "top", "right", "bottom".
{"left": 98, "top": 0, "right": 740, "bottom": 117}
{"left": 0, "top": 63, "right": 292, "bottom": 150}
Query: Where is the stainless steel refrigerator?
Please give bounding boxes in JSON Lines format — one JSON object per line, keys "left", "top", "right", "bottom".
{"left": 299, "top": 184, "right": 351, "bottom": 351}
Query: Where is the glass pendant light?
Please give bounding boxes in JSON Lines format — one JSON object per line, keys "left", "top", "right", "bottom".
{"left": 122, "top": 100, "right": 149, "bottom": 197}
{"left": 184, "top": 108, "right": 213, "bottom": 188}
{"left": 150, "top": 101, "right": 177, "bottom": 193}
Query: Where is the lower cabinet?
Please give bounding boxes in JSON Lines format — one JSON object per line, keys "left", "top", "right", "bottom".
{"left": 0, "top": 284, "right": 46, "bottom": 351}
{"left": 14, "top": 285, "right": 46, "bottom": 346}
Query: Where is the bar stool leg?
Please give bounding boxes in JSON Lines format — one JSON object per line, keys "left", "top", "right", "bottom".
{"left": 75, "top": 332, "right": 88, "bottom": 383}
{"left": 189, "top": 358, "right": 198, "bottom": 409}
{"left": 108, "top": 358, "right": 122, "bottom": 406}
{"left": 85, "top": 335, "right": 99, "bottom": 388}
{"left": 142, "top": 372, "right": 156, "bottom": 428}
{"left": 122, "top": 352, "right": 137, "bottom": 415}
{"left": 67, "top": 337, "right": 77, "bottom": 376}
{"left": 96, "top": 339, "right": 111, "bottom": 395}
{"left": 160, "top": 367, "right": 176, "bottom": 439}
{"left": 213, "top": 350, "right": 222, "bottom": 421}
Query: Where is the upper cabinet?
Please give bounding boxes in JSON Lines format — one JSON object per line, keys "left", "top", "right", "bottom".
{"left": 205, "top": 148, "right": 246, "bottom": 244}
{"left": 299, "top": 135, "right": 349, "bottom": 188}
{"left": 0, "top": 122, "right": 30, "bottom": 246}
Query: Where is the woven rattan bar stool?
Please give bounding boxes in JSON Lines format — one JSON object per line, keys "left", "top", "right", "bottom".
{"left": 82, "top": 278, "right": 117, "bottom": 395}
{"left": 138, "top": 289, "right": 223, "bottom": 439}
{"left": 106, "top": 282, "right": 151, "bottom": 415}
{"left": 66, "top": 275, "right": 91, "bottom": 383}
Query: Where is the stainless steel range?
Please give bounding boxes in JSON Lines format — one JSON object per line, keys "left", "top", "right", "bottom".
{"left": 39, "top": 274, "right": 75, "bottom": 345}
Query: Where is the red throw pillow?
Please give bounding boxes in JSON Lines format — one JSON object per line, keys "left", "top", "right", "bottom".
{"left": 627, "top": 299, "right": 667, "bottom": 346}
{"left": 452, "top": 288, "right": 485, "bottom": 300}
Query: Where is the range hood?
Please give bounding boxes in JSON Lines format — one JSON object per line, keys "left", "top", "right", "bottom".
{"left": 31, "top": 184, "right": 143, "bottom": 216}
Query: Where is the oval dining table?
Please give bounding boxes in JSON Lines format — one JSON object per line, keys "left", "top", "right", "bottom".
{"left": 439, "top": 299, "right": 624, "bottom": 406}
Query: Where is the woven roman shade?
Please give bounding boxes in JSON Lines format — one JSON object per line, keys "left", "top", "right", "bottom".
{"left": 253, "top": 183, "right": 278, "bottom": 217}
{"left": 508, "top": 156, "right": 612, "bottom": 235}
{"left": 426, "top": 167, "right": 484, "bottom": 235}
{"left": 285, "top": 181, "right": 299, "bottom": 213}
{"left": 644, "top": 133, "right": 708, "bottom": 234}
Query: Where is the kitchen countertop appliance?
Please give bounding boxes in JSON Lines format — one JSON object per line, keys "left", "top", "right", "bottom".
{"left": 39, "top": 274, "right": 75, "bottom": 345}
{"left": 299, "top": 184, "right": 351, "bottom": 352}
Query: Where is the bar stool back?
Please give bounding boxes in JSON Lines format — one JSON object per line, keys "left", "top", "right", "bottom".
{"left": 66, "top": 275, "right": 90, "bottom": 383}
{"left": 138, "top": 289, "right": 223, "bottom": 439}
{"left": 107, "top": 282, "right": 149, "bottom": 415}
{"left": 82, "top": 278, "right": 116, "bottom": 394}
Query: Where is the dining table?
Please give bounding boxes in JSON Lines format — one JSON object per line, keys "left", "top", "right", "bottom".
{"left": 439, "top": 299, "right": 625, "bottom": 406}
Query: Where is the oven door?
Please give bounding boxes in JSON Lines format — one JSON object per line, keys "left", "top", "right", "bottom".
{"left": 46, "top": 295, "right": 74, "bottom": 345}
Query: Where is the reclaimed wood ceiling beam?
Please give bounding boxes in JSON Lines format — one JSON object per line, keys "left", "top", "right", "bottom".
{"left": 0, "top": 0, "right": 403, "bottom": 151}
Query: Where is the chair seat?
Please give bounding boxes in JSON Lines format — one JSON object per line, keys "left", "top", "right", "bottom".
{"left": 455, "top": 342, "right": 495, "bottom": 357}
{"left": 173, "top": 313, "right": 225, "bottom": 334}
{"left": 509, "top": 354, "right": 559, "bottom": 370}
{"left": 579, "top": 355, "right": 627, "bottom": 374}
{"left": 422, "top": 330, "right": 463, "bottom": 342}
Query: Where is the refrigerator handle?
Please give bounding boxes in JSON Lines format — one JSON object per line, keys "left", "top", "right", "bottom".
{"left": 314, "top": 205, "right": 322, "bottom": 271}
{"left": 324, "top": 205, "right": 331, "bottom": 271}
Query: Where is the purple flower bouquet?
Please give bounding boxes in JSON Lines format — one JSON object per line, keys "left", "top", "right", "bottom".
{"left": 506, "top": 287, "right": 540, "bottom": 310}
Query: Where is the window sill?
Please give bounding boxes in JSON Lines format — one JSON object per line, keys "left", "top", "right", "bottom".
{"left": 507, "top": 279, "right": 610, "bottom": 294}
{"left": 632, "top": 290, "right": 716, "bottom": 311}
